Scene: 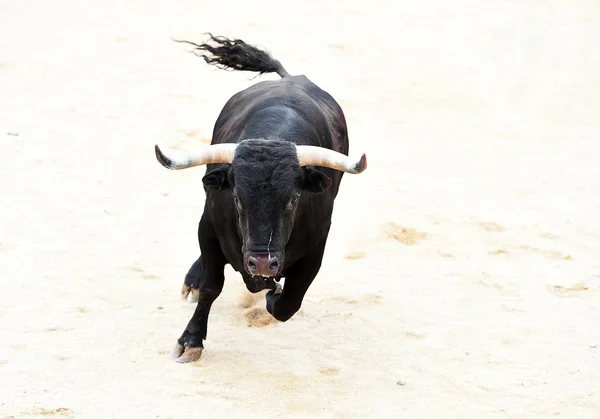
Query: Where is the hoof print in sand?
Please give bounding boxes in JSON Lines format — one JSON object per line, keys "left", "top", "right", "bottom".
{"left": 244, "top": 307, "right": 275, "bottom": 328}
{"left": 403, "top": 331, "right": 425, "bottom": 340}
{"left": 549, "top": 283, "right": 590, "bottom": 297}
{"left": 489, "top": 249, "right": 509, "bottom": 256}
{"left": 345, "top": 251, "right": 365, "bottom": 260}
{"left": 44, "top": 327, "right": 72, "bottom": 332}
{"left": 129, "top": 266, "right": 159, "bottom": 280}
{"left": 320, "top": 367, "right": 340, "bottom": 376}
{"left": 384, "top": 222, "right": 427, "bottom": 245}
{"left": 478, "top": 222, "right": 506, "bottom": 232}
{"left": 23, "top": 408, "right": 72, "bottom": 417}
{"left": 519, "top": 245, "right": 573, "bottom": 260}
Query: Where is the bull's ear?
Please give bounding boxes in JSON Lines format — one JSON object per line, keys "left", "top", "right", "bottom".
{"left": 302, "top": 167, "right": 332, "bottom": 193}
{"left": 202, "top": 166, "right": 230, "bottom": 191}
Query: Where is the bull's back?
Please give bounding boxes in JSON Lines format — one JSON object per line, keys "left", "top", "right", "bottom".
{"left": 211, "top": 75, "right": 348, "bottom": 154}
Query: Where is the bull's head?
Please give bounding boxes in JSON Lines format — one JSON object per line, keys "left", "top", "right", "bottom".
{"left": 155, "top": 139, "right": 367, "bottom": 279}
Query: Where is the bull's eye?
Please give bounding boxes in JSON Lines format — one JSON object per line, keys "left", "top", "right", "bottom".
{"left": 285, "top": 194, "right": 300, "bottom": 212}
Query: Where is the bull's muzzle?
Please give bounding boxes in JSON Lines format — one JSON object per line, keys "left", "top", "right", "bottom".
{"left": 245, "top": 253, "right": 281, "bottom": 277}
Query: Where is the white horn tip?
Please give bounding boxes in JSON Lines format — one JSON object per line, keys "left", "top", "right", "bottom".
{"left": 155, "top": 145, "right": 178, "bottom": 170}
{"left": 351, "top": 153, "right": 367, "bottom": 174}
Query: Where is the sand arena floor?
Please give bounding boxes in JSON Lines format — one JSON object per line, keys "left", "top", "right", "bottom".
{"left": 1, "top": 1, "right": 599, "bottom": 417}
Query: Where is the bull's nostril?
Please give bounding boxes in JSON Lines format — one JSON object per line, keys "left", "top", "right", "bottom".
{"left": 246, "top": 254, "right": 280, "bottom": 276}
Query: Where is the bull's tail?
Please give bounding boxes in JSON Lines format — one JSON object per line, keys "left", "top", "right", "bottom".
{"left": 174, "top": 34, "right": 290, "bottom": 78}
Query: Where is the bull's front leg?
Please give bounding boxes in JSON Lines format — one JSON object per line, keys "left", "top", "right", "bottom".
{"left": 172, "top": 218, "right": 226, "bottom": 363}
{"left": 265, "top": 238, "right": 327, "bottom": 322}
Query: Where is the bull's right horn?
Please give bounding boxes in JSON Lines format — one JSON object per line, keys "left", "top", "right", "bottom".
{"left": 154, "top": 143, "right": 238, "bottom": 170}
{"left": 296, "top": 145, "right": 367, "bottom": 174}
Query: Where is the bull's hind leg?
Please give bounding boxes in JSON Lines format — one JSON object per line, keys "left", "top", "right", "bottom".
{"left": 172, "top": 216, "right": 226, "bottom": 363}
{"left": 265, "top": 237, "right": 327, "bottom": 322}
{"left": 181, "top": 255, "right": 203, "bottom": 303}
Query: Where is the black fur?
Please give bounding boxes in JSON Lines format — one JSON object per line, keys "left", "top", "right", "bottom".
{"left": 172, "top": 35, "right": 352, "bottom": 359}
{"left": 174, "top": 34, "right": 290, "bottom": 78}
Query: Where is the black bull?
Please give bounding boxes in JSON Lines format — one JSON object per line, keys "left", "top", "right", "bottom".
{"left": 155, "top": 35, "right": 367, "bottom": 363}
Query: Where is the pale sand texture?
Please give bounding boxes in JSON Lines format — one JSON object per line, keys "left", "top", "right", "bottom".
{"left": 1, "top": 1, "right": 599, "bottom": 417}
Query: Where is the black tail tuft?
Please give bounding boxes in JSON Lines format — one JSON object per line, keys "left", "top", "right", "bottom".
{"left": 174, "top": 33, "right": 290, "bottom": 78}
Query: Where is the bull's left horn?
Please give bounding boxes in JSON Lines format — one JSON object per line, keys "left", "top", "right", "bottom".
{"left": 154, "top": 143, "right": 238, "bottom": 170}
{"left": 295, "top": 145, "right": 367, "bottom": 174}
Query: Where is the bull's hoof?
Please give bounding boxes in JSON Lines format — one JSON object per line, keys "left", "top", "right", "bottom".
{"left": 181, "top": 284, "right": 191, "bottom": 300}
{"left": 171, "top": 343, "right": 203, "bottom": 363}
{"left": 176, "top": 347, "right": 203, "bottom": 363}
{"left": 171, "top": 343, "right": 185, "bottom": 360}
{"left": 181, "top": 285, "right": 200, "bottom": 303}
{"left": 190, "top": 289, "right": 200, "bottom": 303}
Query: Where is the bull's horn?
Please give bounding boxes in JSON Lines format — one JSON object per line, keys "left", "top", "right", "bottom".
{"left": 154, "top": 143, "right": 237, "bottom": 170}
{"left": 296, "top": 145, "right": 367, "bottom": 174}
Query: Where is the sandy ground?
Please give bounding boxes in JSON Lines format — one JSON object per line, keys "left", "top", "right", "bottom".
{"left": 1, "top": 0, "right": 600, "bottom": 417}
